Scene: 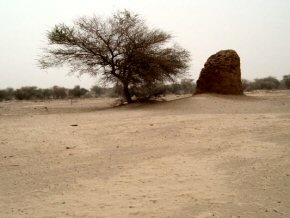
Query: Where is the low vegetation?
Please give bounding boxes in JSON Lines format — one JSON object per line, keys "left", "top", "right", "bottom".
{"left": 2, "top": 75, "right": 290, "bottom": 102}
{"left": 242, "top": 75, "right": 290, "bottom": 91}
{"left": 0, "top": 79, "right": 195, "bottom": 102}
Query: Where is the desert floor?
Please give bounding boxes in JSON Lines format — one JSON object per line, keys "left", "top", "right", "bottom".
{"left": 0, "top": 91, "right": 290, "bottom": 218}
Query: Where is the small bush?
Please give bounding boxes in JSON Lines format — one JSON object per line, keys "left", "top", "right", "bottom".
{"left": 282, "top": 75, "right": 290, "bottom": 89}
{"left": 130, "top": 83, "right": 166, "bottom": 101}
{"left": 165, "top": 79, "right": 196, "bottom": 95}
{"left": 0, "top": 88, "right": 14, "bottom": 101}
{"left": 243, "top": 77, "right": 280, "bottom": 91}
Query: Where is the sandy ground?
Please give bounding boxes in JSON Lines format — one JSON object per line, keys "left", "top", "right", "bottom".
{"left": 0, "top": 91, "right": 290, "bottom": 218}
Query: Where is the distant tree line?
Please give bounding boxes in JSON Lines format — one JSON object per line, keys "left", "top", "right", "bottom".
{"left": 2, "top": 75, "right": 289, "bottom": 102}
{"left": 0, "top": 85, "right": 88, "bottom": 101}
{"left": 0, "top": 79, "right": 196, "bottom": 102}
{"left": 242, "top": 75, "right": 290, "bottom": 91}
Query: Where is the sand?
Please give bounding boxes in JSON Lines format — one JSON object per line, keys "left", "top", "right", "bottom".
{"left": 0, "top": 91, "right": 290, "bottom": 218}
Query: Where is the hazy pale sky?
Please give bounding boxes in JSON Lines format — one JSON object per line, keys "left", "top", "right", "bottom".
{"left": 1, "top": 0, "right": 290, "bottom": 89}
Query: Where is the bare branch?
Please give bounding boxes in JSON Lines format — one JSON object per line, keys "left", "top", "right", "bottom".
{"left": 39, "top": 10, "right": 190, "bottom": 103}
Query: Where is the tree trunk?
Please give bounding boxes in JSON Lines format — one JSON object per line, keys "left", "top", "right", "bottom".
{"left": 123, "top": 84, "right": 133, "bottom": 103}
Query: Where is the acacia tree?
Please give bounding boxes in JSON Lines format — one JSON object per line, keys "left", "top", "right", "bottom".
{"left": 39, "top": 10, "right": 190, "bottom": 103}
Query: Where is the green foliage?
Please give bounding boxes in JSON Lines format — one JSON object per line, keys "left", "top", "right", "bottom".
{"left": 165, "top": 79, "right": 196, "bottom": 95}
{"left": 130, "top": 82, "right": 166, "bottom": 101}
{"left": 0, "top": 90, "right": 6, "bottom": 101}
{"left": 282, "top": 75, "right": 290, "bottom": 89}
{"left": 69, "top": 85, "right": 88, "bottom": 98}
{"left": 126, "top": 78, "right": 195, "bottom": 100}
{"left": 243, "top": 76, "right": 280, "bottom": 91}
{"left": 52, "top": 86, "right": 67, "bottom": 99}
{"left": 241, "top": 79, "right": 250, "bottom": 91}
{"left": 42, "top": 89, "right": 53, "bottom": 99}
{"left": 39, "top": 10, "right": 190, "bottom": 103}
{"left": 90, "top": 85, "right": 105, "bottom": 97}
{"left": 0, "top": 88, "right": 14, "bottom": 101}
{"left": 0, "top": 79, "right": 196, "bottom": 102}
{"left": 180, "top": 79, "right": 196, "bottom": 94}
{"left": 111, "top": 83, "right": 124, "bottom": 98}
{"left": 14, "top": 87, "right": 39, "bottom": 100}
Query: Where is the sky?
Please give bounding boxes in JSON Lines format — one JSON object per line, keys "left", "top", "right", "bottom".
{"left": 0, "top": 0, "right": 290, "bottom": 89}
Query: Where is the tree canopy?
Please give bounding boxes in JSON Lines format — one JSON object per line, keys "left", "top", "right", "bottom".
{"left": 39, "top": 10, "right": 190, "bottom": 103}
{"left": 282, "top": 75, "right": 290, "bottom": 89}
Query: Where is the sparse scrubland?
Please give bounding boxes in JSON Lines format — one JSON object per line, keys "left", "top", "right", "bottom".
{"left": 1, "top": 75, "right": 290, "bottom": 102}
{"left": 0, "top": 79, "right": 196, "bottom": 102}
{"left": 1, "top": 9, "right": 290, "bottom": 218}
{"left": 1, "top": 91, "right": 290, "bottom": 217}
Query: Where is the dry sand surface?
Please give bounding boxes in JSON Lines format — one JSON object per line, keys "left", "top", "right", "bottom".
{"left": 1, "top": 91, "right": 290, "bottom": 218}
